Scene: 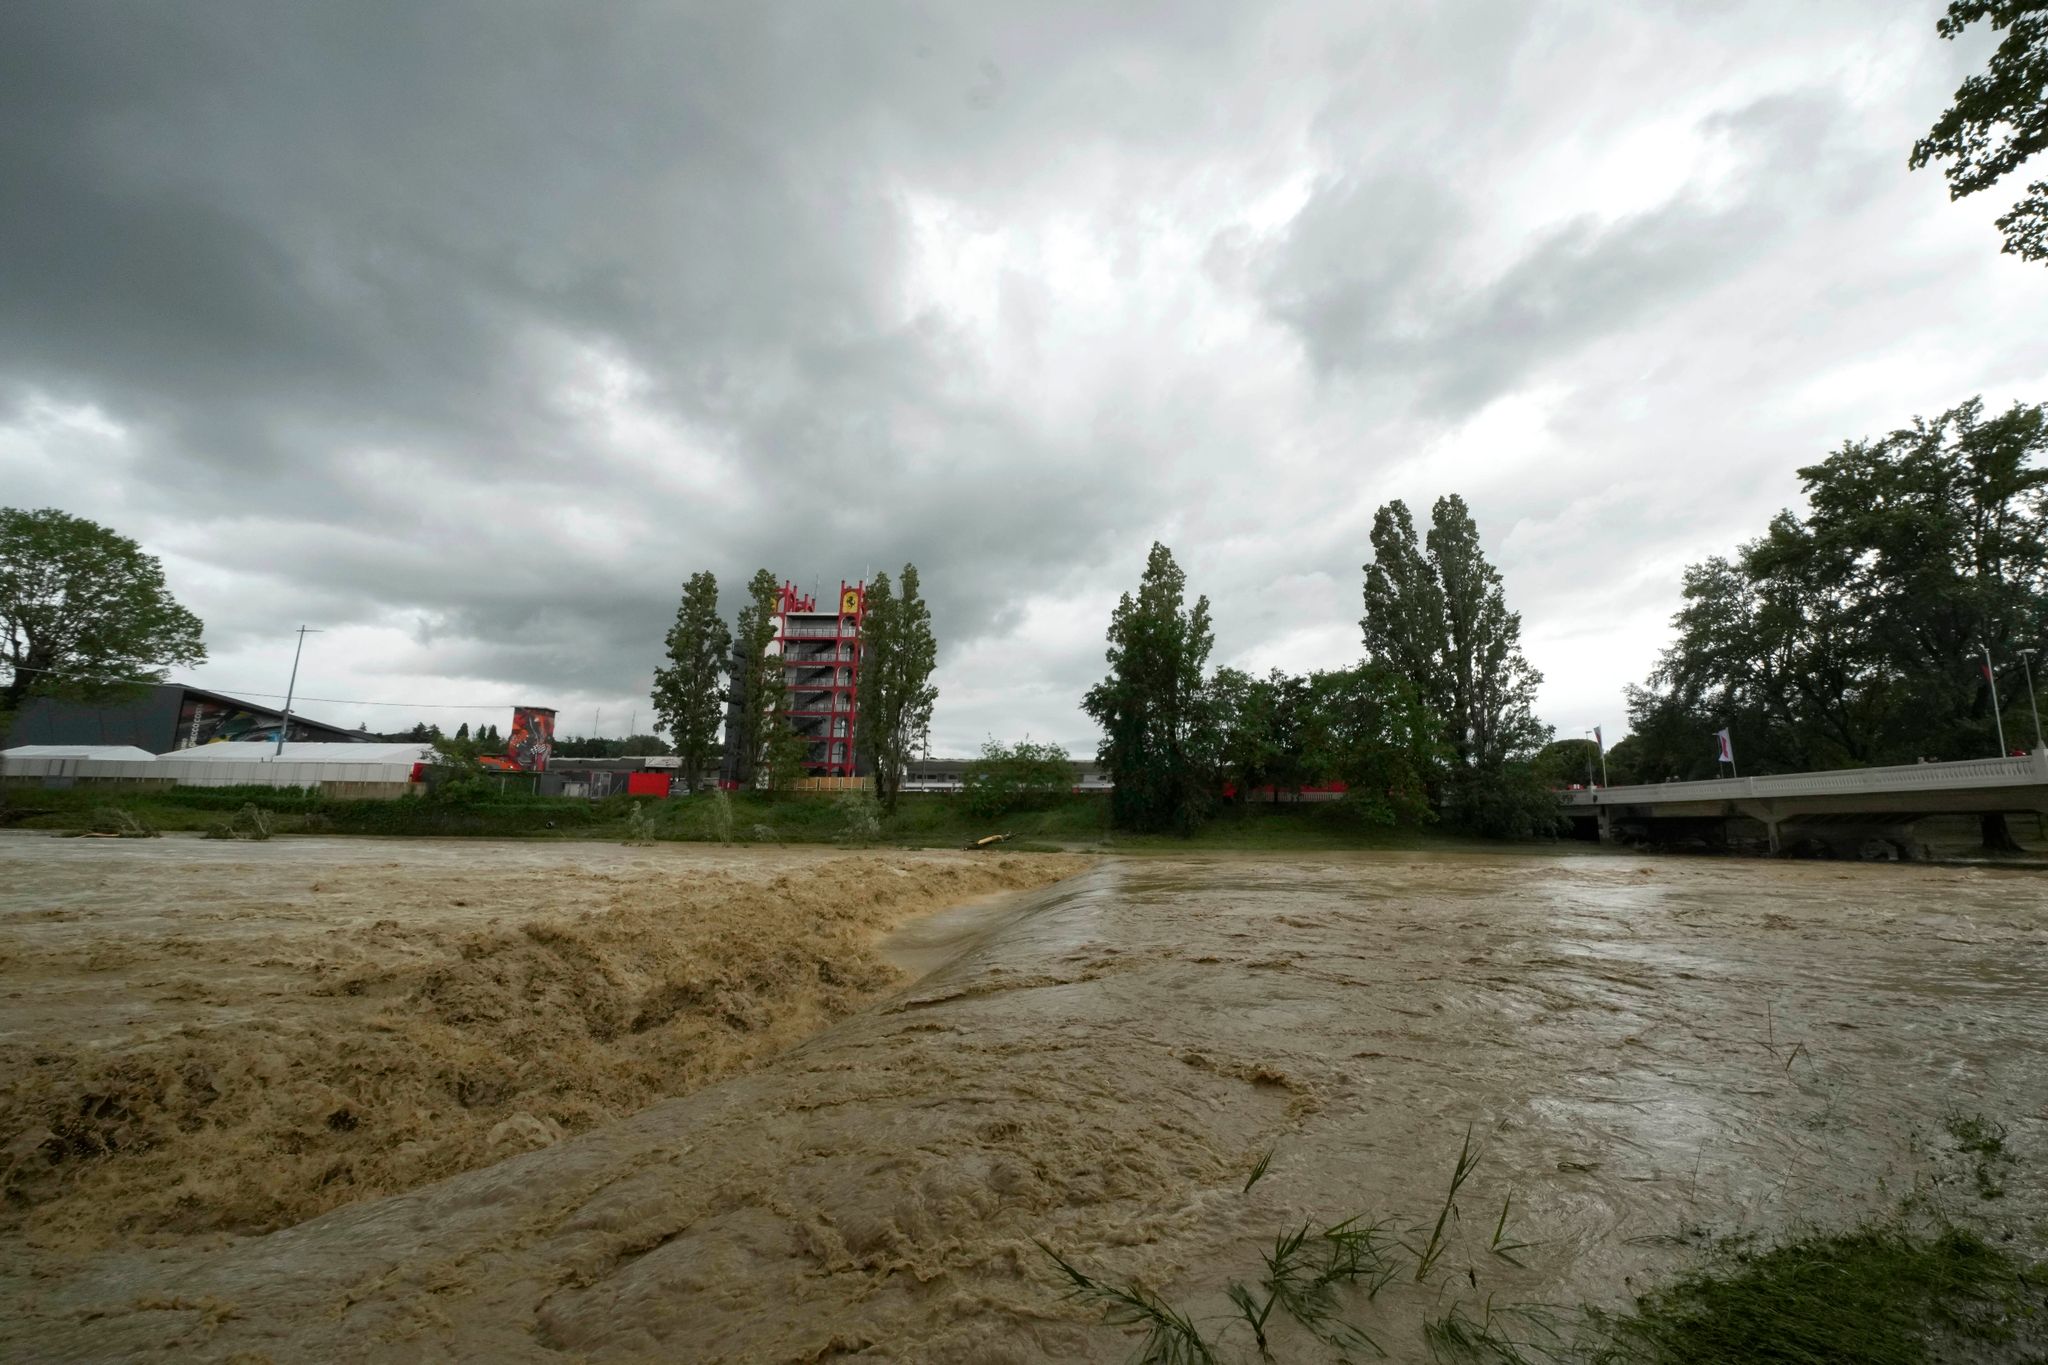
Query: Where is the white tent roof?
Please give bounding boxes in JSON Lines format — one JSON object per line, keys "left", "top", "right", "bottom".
{"left": 1, "top": 744, "right": 158, "bottom": 761}
{"left": 158, "top": 742, "right": 433, "bottom": 764}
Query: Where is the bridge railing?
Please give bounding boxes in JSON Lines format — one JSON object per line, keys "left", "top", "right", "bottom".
{"left": 1559, "top": 750, "right": 2048, "bottom": 806}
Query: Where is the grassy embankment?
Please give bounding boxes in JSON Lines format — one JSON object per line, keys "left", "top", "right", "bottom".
{"left": 0, "top": 785, "right": 1502, "bottom": 852}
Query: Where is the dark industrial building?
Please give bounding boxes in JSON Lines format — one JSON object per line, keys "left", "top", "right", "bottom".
{"left": 6, "top": 683, "right": 363, "bottom": 754}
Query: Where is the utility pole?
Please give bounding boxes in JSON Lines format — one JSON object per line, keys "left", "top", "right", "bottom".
{"left": 276, "top": 626, "right": 323, "bottom": 757}
{"left": 1980, "top": 643, "right": 2007, "bottom": 756}
{"left": 2020, "top": 648, "right": 2044, "bottom": 754}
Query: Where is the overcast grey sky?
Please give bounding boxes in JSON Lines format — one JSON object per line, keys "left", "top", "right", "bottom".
{"left": 4, "top": 2, "right": 2045, "bottom": 752}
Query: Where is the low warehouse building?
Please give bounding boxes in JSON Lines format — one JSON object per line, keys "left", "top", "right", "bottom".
{"left": 7, "top": 683, "right": 365, "bottom": 753}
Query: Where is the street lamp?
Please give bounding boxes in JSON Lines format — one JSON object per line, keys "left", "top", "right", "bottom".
{"left": 276, "top": 626, "right": 323, "bottom": 757}
{"left": 2021, "top": 648, "right": 2044, "bottom": 754}
{"left": 1979, "top": 642, "right": 2008, "bottom": 757}
{"left": 1583, "top": 727, "right": 1609, "bottom": 788}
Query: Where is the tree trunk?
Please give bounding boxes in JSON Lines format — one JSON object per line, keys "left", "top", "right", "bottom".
{"left": 1979, "top": 813, "right": 2023, "bottom": 853}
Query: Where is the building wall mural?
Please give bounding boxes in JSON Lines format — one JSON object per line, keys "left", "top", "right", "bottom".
{"left": 176, "top": 696, "right": 274, "bottom": 748}
{"left": 508, "top": 706, "right": 557, "bottom": 772}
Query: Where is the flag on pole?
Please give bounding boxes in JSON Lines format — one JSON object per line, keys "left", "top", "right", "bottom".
{"left": 1592, "top": 725, "right": 1602, "bottom": 747}
{"left": 1715, "top": 728, "right": 1734, "bottom": 764}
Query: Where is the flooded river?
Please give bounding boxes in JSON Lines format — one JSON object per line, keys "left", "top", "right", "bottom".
{"left": 6, "top": 849, "right": 2045, "bottom": 1362}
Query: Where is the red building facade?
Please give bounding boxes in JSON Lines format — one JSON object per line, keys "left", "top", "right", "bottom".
{"left": 775, "top": 580, "right": 865, "bottom": 777}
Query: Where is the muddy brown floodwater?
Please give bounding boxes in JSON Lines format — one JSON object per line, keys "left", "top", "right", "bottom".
{"left": 0, "top": 835, "right": 1089, "bottom": 1253}
{"left": 4, "top": 842, "right": 2046, "bottom": 1362}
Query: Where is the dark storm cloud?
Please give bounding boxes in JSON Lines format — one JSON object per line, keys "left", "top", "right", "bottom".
{"left": 1256, "top": 93, "right": 1877, "bottom": 414}
{"left": 3, "top": 2, "right": 2044, "bottom": 748}
{"left": 0, "top": 1, "right": 1265, "bottom": 689}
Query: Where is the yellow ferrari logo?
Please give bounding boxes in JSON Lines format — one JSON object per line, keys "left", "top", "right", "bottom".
{"left": 841, "top": 588, "right": 860, "bottom": 615}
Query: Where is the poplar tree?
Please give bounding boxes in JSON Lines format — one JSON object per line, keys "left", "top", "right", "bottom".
{"left": 1083, "top": 542, "right": 1215, "bottom": 834}
{"left": 650, "top": 569, "right": 731, "bottom": 794}
{"left": 1362, "top": 495, "right": 1546, "bottom": 774}
{"left": 729, "top": 568, "right": 783, "bottom": 788}
{"left": 854, "top": 564, "right": 938, "bottom": 814}
{"left": 1362, "top": 496, "right": 1553, "bottom": 835}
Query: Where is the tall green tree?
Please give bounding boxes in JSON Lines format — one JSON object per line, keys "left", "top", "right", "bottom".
{"left": 760, "top": 713, "right": 809, "bottom": 796}
{"left": 1212, "top": 667, "right": 1320, "bottom": 803}
{"left": 1, "top": 508, "right": 206, "bottom": 726}
{"left": 1209, "top": 666, "right": 1278, "bottom": 801}
{"left": 1083, "top": 542, "right": 1216, "bottom": 834}
{"left": 729, "top": 568, "right": 782, "bottom": 788}
{"left": 1912, "top": 1, "right": 2048, "bottom": 263}
{"left": 1637, "top": 397, "right": 2047, "bottom": 771}
{"left": 1632, "top": 397, "right": 2047, "bottom": 846}
{"left": 1301, "top": 664, "right": 1447, "bottom": 826}
{"left": 854, "top": 565, "right": 939, "bottom": 814}
{"left": 1361, "top": 495, "right": 1549, "bottom": 814}
{"left": 650, "top": 570, "right": 731, "bottom": 793}
{"left": 961, "top": 738, "right": 1072, "bottom": 819}
{"left": 1531, "top": 737, "right": 1602, "bottom": 790}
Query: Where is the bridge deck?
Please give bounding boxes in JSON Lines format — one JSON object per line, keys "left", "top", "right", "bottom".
{"left": 1560, "top": 750, "right": 2048, "bottom": 819}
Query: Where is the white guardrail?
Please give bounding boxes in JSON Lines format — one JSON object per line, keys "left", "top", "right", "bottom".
{"left": 1559, "top": 750, "right": 2048, "bottom": 807}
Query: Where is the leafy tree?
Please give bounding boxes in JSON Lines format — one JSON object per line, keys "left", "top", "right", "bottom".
{"left": 1451, "top": 760, "right": 1564, "bottom": 840}
{"left": 1361, "top": 495, "right": 1550, "bottom": 828}
{"left": 1210, "top": 666, "right": 1280, "bottom": 800}
{"left": 1636, "top": 398, "right": 2046, "bottom": 770}
{"left": 729, "top": 568, "right": 782, "bottom": 788}
{"left": 1596, "top": 732, "right": 1646, "bottom": 787}
{"left": 650, "top": 570, "right": 731, "bottom": 793}
{"left": 0, "top": 507, "right": 206, "bottom": 726}
{"left": 1912, "top": 1, "right": 2048, "bottom": 263}
{"left": 425, "top": 734, "right": 493, "bottom": 804}
{"left": 1531, "top": 738, "right": 1603, "bottom": 790}
{"left": 549, "top": 733, "right": 674, "bottom": 760}
{"left": 834, "top": 787, "right": 882, "bottom": 844}
{"left": 1619, "top": 686, "right": 1728, "bottom": 783}
{"left": 1212, "top": 668, "right": 1322, "bottom": 803}
{"left": 855, "top": 565, "right": 939, "bottom": 814}
{"left": 431, "top": 731, "right": 482, "bottom": 763}
{"left": 1083, "top": 542, "right": 1216, "bottom": 834}
{"left": 455, "top": 721, "right": 470, "bottom": 742}
{"left": 1301, "top": 664, "right": 1447, "bottom": 826}
{"left": 760, "top": 713, "right": 809, "bottom": 797}
{"left": 1631, "top": 397, "right": 2047, "bottom": 846}
{"left": 962, "top": 738, "right": 1073, "bottom": 819}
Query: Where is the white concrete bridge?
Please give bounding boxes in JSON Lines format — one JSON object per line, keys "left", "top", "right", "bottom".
{"left": 1560, "top": 750, "right": 2048, "bottom": 855}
